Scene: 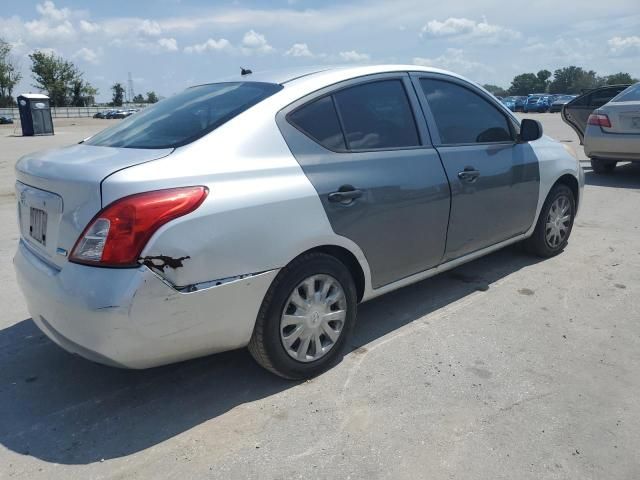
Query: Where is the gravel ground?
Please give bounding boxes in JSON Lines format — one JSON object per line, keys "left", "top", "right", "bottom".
{"left": 0, "top": 114, "right": 638, "bottom": 479}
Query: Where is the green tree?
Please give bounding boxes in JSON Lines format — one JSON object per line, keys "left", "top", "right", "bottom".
{"left": 548, "top": 66, "right": 601, "bottom": 94}
{"left": 483, "top": 84, "right": 508, "bottom": 97}
{"left": 0, "top": 38, "right": 22, "bottom": 107}
{"left": 604, "top": 72, "right": 638, "bottom": 85}
{"left": 536, "top": 69, "right": 552, "bottom": 92}
{"left": 29, "top": 50, "right": 81, "bottom": 106}
{"left": 132, "top": 93, "right": 145, "bottom": 103}
{"left": 508, "top": 73, "right": 540, "bottom": 95}
{"left": 71, "top": 79, "right": 98, "bottom": 106}
{"left": 111, "top": 83, "right": 125, "bottom": 106}
{"left": 146, "top": 91, "right": 158, "bottom": 103}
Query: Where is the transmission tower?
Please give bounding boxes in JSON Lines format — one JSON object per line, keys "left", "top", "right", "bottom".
{"left": 127, "top": 72, "right": 135, "bottom": 103}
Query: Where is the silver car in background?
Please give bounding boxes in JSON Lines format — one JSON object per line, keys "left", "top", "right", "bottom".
{"left": 14, "top": 65, "right": 583, "bottom": 379}
{"left": 582, "top": 82, "right": 640, "bottom": 173}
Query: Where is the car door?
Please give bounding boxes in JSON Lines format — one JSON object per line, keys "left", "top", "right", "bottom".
{"left": 562, "top": 85, "right": 630, "bottom": 143}
{"left": 276, "top": 73, "right": 451, "bottom": 288}
{"left": 411, "top": 73, "right": 539, "bottom": 261}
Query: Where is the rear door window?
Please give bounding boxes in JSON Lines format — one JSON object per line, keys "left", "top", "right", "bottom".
{"left": 419, "top": 79, "right": 513, "bottom": 145}
{"left": 333, "top": 80, "right": 420, "bottom": 150}
{"left": 288, "top": 96, "right": 346, "bottom": 150}
{"left": 611, "top": 83, "right": 640, "bottom": 102}
{"left": 86, "top": 82, "right": 282, "bottom": 149}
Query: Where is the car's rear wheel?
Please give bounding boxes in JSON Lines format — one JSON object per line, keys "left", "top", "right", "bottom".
{"left": 590, "top": 158, "right": 617, "bottom": 174}
{"left": 525, "top": 184, "right": 576, "bottom": 258}
{"left": 248, "top": 252, "right": 357, "bottom": 379}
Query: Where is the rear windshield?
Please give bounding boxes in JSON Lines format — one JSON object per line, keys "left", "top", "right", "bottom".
{"left": 86, "top": 82, "right": 283, "bottom": 149}
{"left": 610, "top": 83, "right": 640, "bottom": 103}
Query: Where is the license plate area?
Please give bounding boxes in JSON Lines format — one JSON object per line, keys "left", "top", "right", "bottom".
{"left": 29, "top": 207, "right": 48, "bottom": 245}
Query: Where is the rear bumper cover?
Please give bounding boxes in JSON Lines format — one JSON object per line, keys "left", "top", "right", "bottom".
{"left": 584, "top": 127, "right": 640, "bottom": 161}
{"left": 14, "top": 240, "right": 278, "bottom": 368}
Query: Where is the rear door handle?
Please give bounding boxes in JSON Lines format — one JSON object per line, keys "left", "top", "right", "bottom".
{"left": 328, "top": 187, "right": 363, "bottom": 203}
{"left": 457, "top": 168, "right": 481, "bottom": 183}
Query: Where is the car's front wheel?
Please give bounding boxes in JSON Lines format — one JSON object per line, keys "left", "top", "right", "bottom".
{"left": 525, "top": 184, "right": 576, "bottom": 257}
{"left": 248, "top": 252, "right": 357, "bottom": 379}
{"left": 590, "top": 158, "right": 617, "bottom": 174}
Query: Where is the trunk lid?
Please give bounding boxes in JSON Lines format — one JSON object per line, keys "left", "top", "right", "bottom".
{"left": 601, "top": 101, "right": 640, "bottom": 134}
{"left": 15, "top": 144, "right": 172, "bottom": 268}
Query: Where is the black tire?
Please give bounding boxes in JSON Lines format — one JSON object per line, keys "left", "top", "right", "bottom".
{"left": 590, "top": 158, "right": 617, "bottom": 174}
{"left": 248, "top": 252, "right": 357, "bottom": 380}
{"left": 524, "top": 184, "right": 576, "bottom": 258}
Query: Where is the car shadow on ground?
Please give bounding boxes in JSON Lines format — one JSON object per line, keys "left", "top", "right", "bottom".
{"left": 0, "top": 245, "right": 542, "bottom": 465}
{"left": 583, "top": 160, "right": 640, "bottom": 189}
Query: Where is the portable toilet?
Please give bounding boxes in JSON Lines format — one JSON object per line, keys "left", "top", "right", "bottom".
{"left": 17, "top": 93, "right": 54, "bottom": 136}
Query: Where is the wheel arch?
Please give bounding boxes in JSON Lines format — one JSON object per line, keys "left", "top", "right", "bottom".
{"left": 553, "top": 173, "right": 580, "bottom": 210}
{"left": 293, "top": 245, "right": 366, "bottom": 303}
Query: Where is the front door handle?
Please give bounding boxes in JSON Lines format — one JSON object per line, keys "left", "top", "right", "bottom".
{"left": 458, "top": 167, "right": 481, "bottom": 183}
{"left": 328, "top": 186, "right": 363, "bottom": 203}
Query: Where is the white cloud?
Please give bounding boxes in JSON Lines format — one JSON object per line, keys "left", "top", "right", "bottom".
{"left": 241, "top": 30, "right": 274, "bottom": 54}
{"left": 413, "top": 48, "right": 492, "bottom": 75}
{"left": 339, "top": 50, "right": 370, "bottom": 62}
{"left": 158, "top": 37, "right": 178, "bottom": 52}
{"left": 35, "top": 1, "right": 70, "bottom": 22}
{"left": 608, "top": 36, "right": 640, "bottom": 55}
{"left": 72, "top": 46, "right": 99, "bottom": 64}
{"left": 24, "top": 18, "right": 75, "bottom": 41}
{"left": 79, "top": 19, "right": 100, "bottom": 34}
{"left": 184, "top": 38, "right": 232, "bottom": 54}
{"left": 137, "top": 19, "right": 162, "bottom": 36}
{"left": 285, "top": 43, "right": 314, "bottom": 57}
{"left": 420, "top": 17, "right": 521, "bottom": 42}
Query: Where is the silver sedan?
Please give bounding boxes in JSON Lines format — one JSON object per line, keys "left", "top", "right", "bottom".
{"left": 584, "top": 82, "right": 640, "bottom": 173}
{"left": 14, "top": 65, "right": 583, "bottom": 378}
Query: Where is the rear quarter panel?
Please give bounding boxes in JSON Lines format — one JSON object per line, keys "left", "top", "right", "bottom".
{"left": 100, "top": 101, "right": 372, "bottom": 290}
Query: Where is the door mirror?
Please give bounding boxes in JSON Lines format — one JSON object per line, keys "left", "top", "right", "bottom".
{"left": 519, "top": 118, "right": 543, "bottom": 142}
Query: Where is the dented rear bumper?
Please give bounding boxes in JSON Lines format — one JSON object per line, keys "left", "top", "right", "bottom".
{"left": 14, "top": 240, "right": 278, "bottom": 368}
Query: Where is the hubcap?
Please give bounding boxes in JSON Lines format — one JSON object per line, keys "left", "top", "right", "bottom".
{"left": 280, "top": 274, "right": 347, "bottom": 363}
{"left": 545, "top": 195, "right": 572, "bottom": 248}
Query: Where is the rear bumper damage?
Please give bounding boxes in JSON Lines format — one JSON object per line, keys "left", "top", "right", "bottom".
{"left": 14, "top": 240, "right": 278, "bottom": 368}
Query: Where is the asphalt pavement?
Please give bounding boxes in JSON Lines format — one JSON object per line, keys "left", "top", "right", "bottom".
{"left": 0, "top": 114, "right": 638, "bottom": 479}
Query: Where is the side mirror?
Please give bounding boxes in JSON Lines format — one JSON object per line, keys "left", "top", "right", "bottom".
{"left": 519, "top": 118, "right": 543, "bottom": 142}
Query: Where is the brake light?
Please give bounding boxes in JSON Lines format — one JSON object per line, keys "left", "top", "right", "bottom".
{"left": 70, "top": 186, "right": 208, "bottom": 267}
{"left": 587, "top": 113, "right": 611, "bottom": 128}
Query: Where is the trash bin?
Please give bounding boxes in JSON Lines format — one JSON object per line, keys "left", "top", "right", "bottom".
{"left": 17, "top": 94, "right": 54, "bottom": 136}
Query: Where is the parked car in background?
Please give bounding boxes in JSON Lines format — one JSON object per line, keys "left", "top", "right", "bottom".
{"left": 501, "top": 96, "right": 517, "bottom": 111}
{"left": 577, "top": 82, "right": 640, "bottom": 173}
{"left": 562, "top": 83, "right": 631, "bottom": 147}
{"left": 549, "top": 95, "right": 576, "bottom": 113}
{"left": 105, "top": 110, "right": 123, "bottom": 119}
{"left": 13, "top": 65, "right": 583, "bottom": 379}
{"left": 524, "top": 95, "right": 552, "bottom": 113}
{"left": 0, "top": 115, "right": 14, "bottom": 124}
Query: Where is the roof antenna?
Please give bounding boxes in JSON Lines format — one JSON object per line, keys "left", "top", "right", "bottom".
{"left": 240, "top": 67, "right": 252, "bottom": 76}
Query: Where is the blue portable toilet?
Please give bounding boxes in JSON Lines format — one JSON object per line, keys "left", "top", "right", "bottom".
{"left": 17, "top": 93, "right": 54, "bottom": 136}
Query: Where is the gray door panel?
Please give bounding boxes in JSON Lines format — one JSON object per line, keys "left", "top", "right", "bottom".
{"left": 276, "top": 74, "right": 450, "bottom": 288}
{"left": 436, "top": 143, "right": 539, "bottom": 260}
{"left": 410, "top": 72, "right": 540, "bottom": 260}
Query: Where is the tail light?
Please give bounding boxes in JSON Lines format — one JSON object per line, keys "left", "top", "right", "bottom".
{"left": 587, "top": 113, "right": 611, "bottom": 128}
{"left": 70, "top": 186, "right": 208, "bottom": 267}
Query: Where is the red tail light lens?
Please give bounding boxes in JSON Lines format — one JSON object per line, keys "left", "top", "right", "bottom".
{"left": 587, "top": 113, "right": 611, "bottom": 128}
{"left": 70, "top": 186, "right": 208, "bottom": 267}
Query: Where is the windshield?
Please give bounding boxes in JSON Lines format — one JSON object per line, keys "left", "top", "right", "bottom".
{"left": 610, "top": 83, "right": 640, "bottom": 103}
{"left": 86, "top": 82, "right": 283, "bottom": 149}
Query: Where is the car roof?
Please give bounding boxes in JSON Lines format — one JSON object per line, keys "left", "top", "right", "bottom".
{"left": 213, "top": 64, "right": 470, "bottom": 86}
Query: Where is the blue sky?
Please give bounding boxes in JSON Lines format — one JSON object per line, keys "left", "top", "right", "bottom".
{"left": 1, "top": 1, "right": 639, "bottom": 101}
